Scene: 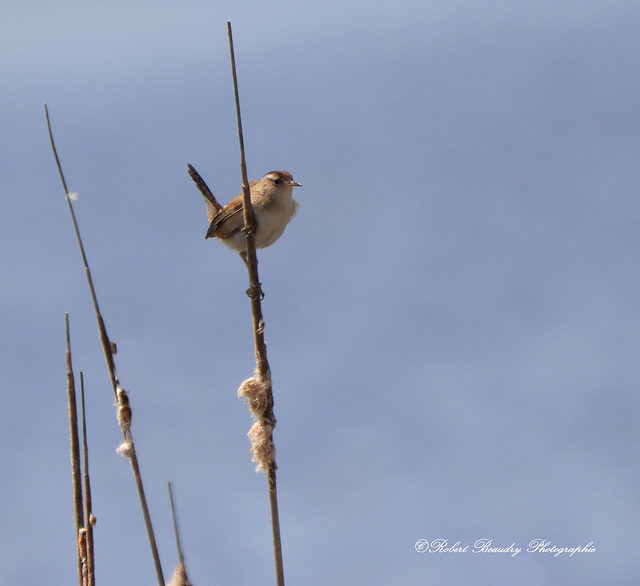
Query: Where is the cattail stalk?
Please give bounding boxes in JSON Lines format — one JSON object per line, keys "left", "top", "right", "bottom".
{"left": 46, "top": 105, "right": 165, "bottom": 586}
{"left": 80, "top": 374, "right": 96, "bottom": 586}
{"left": 166, "top": 483, "right": 193, "bottom": 586}
{"left": 65, "top": 313, "right": 84, "bottom": 586}
{"left": 227, "top": 21, "right": 285, "bottom": 586}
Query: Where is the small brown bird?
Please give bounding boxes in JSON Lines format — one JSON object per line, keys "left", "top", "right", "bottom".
{"left": 189, "top": 166, "right": 301, "bottom": 262}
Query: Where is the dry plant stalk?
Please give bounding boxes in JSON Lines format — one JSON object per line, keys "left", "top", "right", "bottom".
{"left": 46, "top": 105, "right": 165, "bottom": 586}
{"left": 66, "top": 318, "right": 96, "bottom": 586}
{"left": 166, "top": 483, "right": 193, "bottom": 586}
{"left": 66, "top": 313, "right": 85, "bottom": 586}
{"left": 227, "top": 21, "right": 285, "bottom": 586}
{"left": 80, "top": 373, "right": 96, "bottom": 586}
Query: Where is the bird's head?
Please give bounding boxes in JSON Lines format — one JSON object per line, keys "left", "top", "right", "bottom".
{"left": 257, "top": 170, "right": 302, "bottom": 195}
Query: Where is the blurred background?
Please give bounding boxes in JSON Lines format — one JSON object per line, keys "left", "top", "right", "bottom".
{"left": 2, "top": 1, "right": 639, "bottom": 584}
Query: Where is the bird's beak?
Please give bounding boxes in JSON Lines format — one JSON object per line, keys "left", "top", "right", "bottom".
{"left": 290, "top": 181, "right": 302, "bottom": 187}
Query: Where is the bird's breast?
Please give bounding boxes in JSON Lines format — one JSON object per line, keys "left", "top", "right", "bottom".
{"left": 253, "top": 197, "right": 298, "bottom": 249}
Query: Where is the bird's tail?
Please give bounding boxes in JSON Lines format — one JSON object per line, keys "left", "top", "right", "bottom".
{"left": 187, "top": 163, "right": 223, "bottom": 221}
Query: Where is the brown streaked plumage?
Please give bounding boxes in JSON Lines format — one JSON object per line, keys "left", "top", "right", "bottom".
{"left": 192, "top": 169, "right": 301, "bottom": 262}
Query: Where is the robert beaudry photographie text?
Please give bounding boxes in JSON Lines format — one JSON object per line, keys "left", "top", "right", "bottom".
{"left": 415, "top": 538, "right": 596, "bottom": 558}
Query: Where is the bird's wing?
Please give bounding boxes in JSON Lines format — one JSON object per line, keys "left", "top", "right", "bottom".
{"left": 205, "top": 196, "right": 245, "bottom": 239}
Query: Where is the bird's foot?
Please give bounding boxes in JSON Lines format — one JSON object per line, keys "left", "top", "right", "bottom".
{"left": 242, "top": 222, "right": 257, "bottom": 237}
{"left": 246, "top": 283, "right": 265, "bottom": 300}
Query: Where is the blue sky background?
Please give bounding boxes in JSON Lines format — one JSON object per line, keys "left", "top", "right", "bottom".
{"left": 2, "top": 1, "right": 639, "bottom": 584}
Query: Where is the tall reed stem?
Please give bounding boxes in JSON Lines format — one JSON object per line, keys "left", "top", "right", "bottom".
{"left": 46, "top": 105, "right": 165, "bottom": 586}
{"left": 227, "top": 22, "right": 285, "bottom": 586}
{"left": 65, "top": 314, "right": 84, "bottom": 586}
{"left": 80, "top": 373, "right": 96, "bottom": 586}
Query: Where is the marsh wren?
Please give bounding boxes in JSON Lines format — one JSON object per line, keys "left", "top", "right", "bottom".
{"left": 188, "top": 165, "right": 301, "bottom": 262}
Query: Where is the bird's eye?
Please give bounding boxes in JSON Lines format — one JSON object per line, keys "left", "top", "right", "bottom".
{"left": 273, "top": 178, "right": 282, "bottom": 185}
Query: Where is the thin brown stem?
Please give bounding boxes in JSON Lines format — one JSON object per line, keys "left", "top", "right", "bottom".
{"left": 46, "top": 105, "right": 165, "bottom": 586}
{"left": 168, "top": 483, "right": 184, "bottom": 565}
{"left": 227, "top": 22, "right": 285, "bottom": 586}
{"left": 45, "top": 105, "right": 119, "bottom": 400}
{"left": 166, "top": 483, "right": 193, "bottom": 586}
{"left": 80, "top": 373, "right": 95, "bottom": 586}
{"left": 65, "top": 313, "right": 84, "bottom": 586}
